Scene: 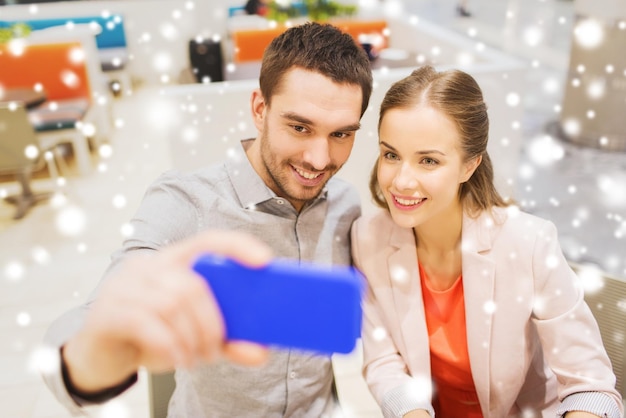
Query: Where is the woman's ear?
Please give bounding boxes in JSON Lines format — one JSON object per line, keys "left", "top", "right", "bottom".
{"left": 461, "top": 154, "right": 482, "bottom": 183}
{"left": 250, "top": 89, "right": 266, "bottom": 131}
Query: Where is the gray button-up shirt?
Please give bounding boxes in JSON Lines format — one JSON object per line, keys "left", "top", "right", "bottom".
{"left": 43, "top": 140, "right": 362, "bottom": 417}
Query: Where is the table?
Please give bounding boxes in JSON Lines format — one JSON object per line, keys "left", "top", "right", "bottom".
{"left": 0, "top": 87, "right": 47, "bottom": 109}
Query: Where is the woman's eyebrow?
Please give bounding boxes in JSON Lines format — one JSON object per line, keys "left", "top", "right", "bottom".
{"left": 379, "top": 141, "right": 446, "bottom": 156}
{"left": 379, "top": 141, "right": 397, "bottom": 150}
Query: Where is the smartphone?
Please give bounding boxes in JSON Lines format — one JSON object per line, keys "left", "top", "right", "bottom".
{"left": 192, "top": 253, "right": 365, "bottom": 354}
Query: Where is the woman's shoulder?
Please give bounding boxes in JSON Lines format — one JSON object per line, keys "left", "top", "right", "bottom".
{"left": 351, "top": 209, "right": 400, "bottom": 268}
{"left": 470, "top": 206, "right": 558, "bottom": 244}
{"left": 481, "top": 205, "right": 555, "bottom": 229}
{"left": 352, "top": 208, "right": 397, "bottom": 252}
{"left": 354, "top": 208, "right": 395, "bottom": 233}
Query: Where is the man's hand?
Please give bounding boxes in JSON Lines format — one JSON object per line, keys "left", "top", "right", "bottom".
{"left": 62, "top": 230, "right": 273, "bottom": 394}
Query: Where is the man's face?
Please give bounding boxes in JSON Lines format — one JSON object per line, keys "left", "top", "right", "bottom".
{"left": 248, "top": 68, "right": 363, "bottom": 211}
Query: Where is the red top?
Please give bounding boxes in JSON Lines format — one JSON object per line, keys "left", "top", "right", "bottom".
{"left": 419, "top": 262, "right": 483, "bottom": 418}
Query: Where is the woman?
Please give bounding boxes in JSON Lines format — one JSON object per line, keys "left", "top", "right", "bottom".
{"left": 351, "top": 65, "right": 623, "bottom": 418}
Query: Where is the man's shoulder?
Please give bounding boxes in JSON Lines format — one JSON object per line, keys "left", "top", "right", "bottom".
{"left": 326, "top": 177, "right": 360, "bottom": 202}
{"left": 151, "top": 164, "right": 228, "bottom": 191}
{"left": 324, "top": 178, "right": 362, "bottom": 222}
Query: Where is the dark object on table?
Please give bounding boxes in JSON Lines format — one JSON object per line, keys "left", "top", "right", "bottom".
{"left": 189, "top": 39, "right": 224, "bottom": 83}
{"left": 456, "top": 4, "right": 472, "bottom": 17}
{"left": 245, "top": 0, "right": 268, "bottom": 16}
{"left": 360, "top": 42, "right": 379, "bottom": 61}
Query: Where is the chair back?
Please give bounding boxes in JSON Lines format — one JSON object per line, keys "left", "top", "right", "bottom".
{"left": 0, "top": 103, "right": 40, "bottom": 172}
{"left": 148, "top": 371, "right": 176, "bottom": 418}
{"left": 0, "top": 41, "right": 92, "bottom": 102}
{"left": 230, "top": 19, "right": 388, "bottom": 62}
{"left": 573, "top": 262, "right": 626, "bottom": 401}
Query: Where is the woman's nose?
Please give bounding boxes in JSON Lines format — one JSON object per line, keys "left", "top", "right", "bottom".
{"left": 393, "top": 163, "right": 418, "bottom": 190}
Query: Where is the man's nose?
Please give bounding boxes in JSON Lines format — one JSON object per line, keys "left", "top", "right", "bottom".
{"left": 302, "top": 137, "right": 331, "bottom": 170}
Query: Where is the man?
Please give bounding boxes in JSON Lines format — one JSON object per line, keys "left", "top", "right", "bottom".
{"left": 42, "top": 22, "right": 373, "bottom": 417}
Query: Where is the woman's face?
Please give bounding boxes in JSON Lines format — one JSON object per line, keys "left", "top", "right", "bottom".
{"left": 377, "top": 104, "right": 477, "bottom": 229}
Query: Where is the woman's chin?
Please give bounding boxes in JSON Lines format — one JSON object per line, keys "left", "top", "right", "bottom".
{"left": 388, "top": 210, "right": 420, "bottom": 229}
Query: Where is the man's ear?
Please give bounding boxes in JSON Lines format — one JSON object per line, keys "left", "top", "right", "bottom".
{"left": 250, "top": 89, "right": 266, "bottom": 131}
{"left": 461, "top": 154, "right": 482, "bottom": 183}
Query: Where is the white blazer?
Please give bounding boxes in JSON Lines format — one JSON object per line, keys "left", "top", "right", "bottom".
{"left": 351, "top": 206, "right": 623, "bottom": 418}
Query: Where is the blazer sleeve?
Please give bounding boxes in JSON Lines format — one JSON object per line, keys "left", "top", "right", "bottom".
{"left": 351, "top": 217, "right": 435, "bottom": 418}
{"left": 529, "top": 220, "right": 624, "bottom": 417}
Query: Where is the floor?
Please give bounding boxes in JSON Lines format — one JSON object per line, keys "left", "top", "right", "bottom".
{"left": 1, "top": 0, "right": 625, "bottom": 417}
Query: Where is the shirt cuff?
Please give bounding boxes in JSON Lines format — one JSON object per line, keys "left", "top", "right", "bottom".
{"left": 60, "top": 346, "right": 138, "bottom": 406}
{"left": 556, "top": 391, "right": 622, "bottom": 418}
{"left": 381, "top": 382, "right": 436, "bottom": 418}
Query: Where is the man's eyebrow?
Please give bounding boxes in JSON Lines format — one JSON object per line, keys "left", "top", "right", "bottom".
{"left": 338, "top": 122, "right": 362, "bottom": 132}
{"left": 281, "top": 111, "right": 361, "bottom": 132}
{"left": 281, "top": 111, "right": 313, "bottom": 125}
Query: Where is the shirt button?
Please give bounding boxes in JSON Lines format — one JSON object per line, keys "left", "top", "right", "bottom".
{"left": 289, "top": 371, "right": 296, "bottom": 379}
{"left": 276, "top": 199, "right": 284, "bottom": 205}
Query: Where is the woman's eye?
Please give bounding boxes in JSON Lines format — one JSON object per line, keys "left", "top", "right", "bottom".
{"left": 422, "top": 157, "right": 438, "bottom": 165}
{"left": 383, "top": 151, "right": 399, "bottom": 161}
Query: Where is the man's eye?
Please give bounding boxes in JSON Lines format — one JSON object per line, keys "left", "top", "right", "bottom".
{"left": 331, "top": 132, "right": 350, "bottom": 139}
{"left": 292, "top": 125, "right": 307, "bottom": 133}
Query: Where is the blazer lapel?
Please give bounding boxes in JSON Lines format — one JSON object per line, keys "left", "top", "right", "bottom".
{"left": 462, "top": 212, "right": 497, "bottom": 415}
{"left": 387, "top": 223, "right": 433, "bottom": 381}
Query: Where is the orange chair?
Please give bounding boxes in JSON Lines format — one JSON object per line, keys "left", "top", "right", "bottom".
{"left": 0, "top": 41, "right": 92, "bottom": 101}
{"left": 232, "top": 26, "right": 284, "bottom": 63}
{"left": 332, "top": 19, "right": 388, "bottom": 48}
{"left": 231, "top": 19, "right": 389, "bottom": 63}
{"left": 0, "top": 41, "right": 94, "bottom": 174}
